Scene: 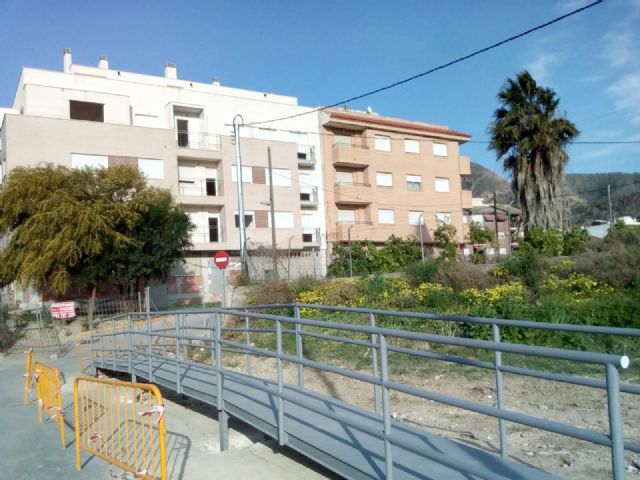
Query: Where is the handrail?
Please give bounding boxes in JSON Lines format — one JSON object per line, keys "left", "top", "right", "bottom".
{"left": 89, "top": 305, "right": 637, "bottom": 478}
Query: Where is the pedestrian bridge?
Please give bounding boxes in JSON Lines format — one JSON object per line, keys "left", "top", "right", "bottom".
{"left": 87, "top": 304, "right": 639, "bottom": 480}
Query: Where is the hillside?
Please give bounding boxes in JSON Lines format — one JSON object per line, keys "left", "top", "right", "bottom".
{"left": 466, "top": 162, "right": 640, "bottom": 225}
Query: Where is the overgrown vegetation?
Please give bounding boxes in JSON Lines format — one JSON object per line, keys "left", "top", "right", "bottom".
{"left": 246, "top": 227, "right": 640, "bottom": 366}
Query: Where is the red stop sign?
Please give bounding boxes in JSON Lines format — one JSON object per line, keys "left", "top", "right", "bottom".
{"left": 213, "top": 251, "right": 230, "bottom": 269}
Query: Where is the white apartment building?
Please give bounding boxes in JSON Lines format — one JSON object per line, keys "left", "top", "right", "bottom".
{"left": 0, "top": 50, "right": 327, "bottom": 306}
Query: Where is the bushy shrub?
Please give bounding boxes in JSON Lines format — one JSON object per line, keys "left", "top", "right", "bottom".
{"left": 501, "top": 245, "right": 543, "bottom": 289}
{"left": 327, "top": 236, "right": 421, "bottom": 277}
{"left": 435, "top": 261, "right": 498, "bottom": 291}
{"left": 434, "top": 224, "right": 458, "bottom": 261}
{"left": 522, "top": 227, "right": 564, "bottom": 256}
{"left": 562, "top": 227, "right": 589, "bottom": 255}
{"left": 404, "top": 259, "right": 443, "bottom": 286}
{"left": 246, "top": 279, "right": 296, "bottom": 305}
{"left": 297, "top": 278, "right": 363, "bottom": 309}
{"left": 574, "top": 226, "right": 640, "bottom": 289}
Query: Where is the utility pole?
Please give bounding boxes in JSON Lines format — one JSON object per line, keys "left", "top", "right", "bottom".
{"left": 233, "top": 115, "right": 247, "bottom": 275}
{"left": 608, "top": 184, "right": 613, "bottom": 227}
{"left": 348, "top": 224, "right": 354, "bottom": 277}
{"left": 493, "top": 191, "right": 500, "bottom": 259}
{"left": 418, "top": 214, "right": 425, "bottom": 262}
{"left": 267, "top": 147, "right": 278, "bottom": 279}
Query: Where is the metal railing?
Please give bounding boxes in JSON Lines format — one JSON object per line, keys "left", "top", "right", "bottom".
{"left": 178, "top": 177, "right": 219, "bottom": 197}
{"left": 190, "top": 229, "right": 222, "bottom": 244}
{"left": 302, "top": 228, "right": 321, "bottom": 244}
{"left": 297, "top": 145, "right": 316, "bottom": 165}
{"left": 299, "top": 187, "right": 318, "bottom": 204}
{"left": 88, "top": 305, "right": 638, "bottom": 480}
{"left": 176, "top": 130, "right": 222, "bottom": 151}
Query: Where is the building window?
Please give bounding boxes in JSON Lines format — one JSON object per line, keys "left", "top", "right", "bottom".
{"left": 471, "top": 214, "right": 484, "bottom": 224}
{"left": 337, "top": 209, "right": 356, "bottom": 224}
{"left": 435, "top": 177, "right": 450, "bottom": 192}
{"left": 409, "top": 211, "right": 424, "bottom": 226}
{"left": 406, "top": 174, "right": 422, "bottom": 190}
{"left": 71, "top": 153, "right": 108, "bottom": 169}
{"left": 231, "top": 165, "right": 253, "bottom": 183}
{"left": 235, "top": 211, "right": 255, "bottom": 228}
{"left": 208, "top": 217, "right": 220, "bottom": 243}
{"left": 269, "top": 211, "right": 295, "bottom": 229}
{"left": 433, "top": 142, "right": 448, "bottom": 157}
{"left": 376, "top": 171, "right": 393, "bottom": 187}
{"left": 267, "top": 168, "right": 291, "bottom": 186}
{"left": 69, "top": 100, "right": 104, "bottom": 122}
{"left": 374, "top": 135, "right": 391, "bottom": 152}
{"left": 138, "top": 158, "right": 164, "bottom": 179}
{"left": 336, "top": 171, "right": 354, "bottom": 185}
{"left": 436, "top": 212, "right": 452, "bottom": 225}
{"left": 404, "top": 139, "right": 420, "bottom": 154}
{"left": 378, "top": 209, "right": 395, "bottom": 224}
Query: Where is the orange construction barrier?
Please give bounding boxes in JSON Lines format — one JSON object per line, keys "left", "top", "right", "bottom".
{"left": 34, "top": 361, "right": 66, "bottom": 448}
{"left": 74, "top": 376, "right": 167, "bottom": 480}
{"left": 23, "top": 348, "right": 34, "bottom": 404}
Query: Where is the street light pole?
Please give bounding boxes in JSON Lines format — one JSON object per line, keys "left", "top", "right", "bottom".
{"left": 233, "top": 115, "right": 247, "bottom": 275}
{"left": 267, "top": 147, "right": 278, "bottom": 279}
{"left": 419, "top": 214, "right": 425, "bottom": 262}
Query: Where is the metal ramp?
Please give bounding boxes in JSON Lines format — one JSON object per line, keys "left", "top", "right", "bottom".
{"left": 100, "top": 356, "right": 558, "bottom": 480}
{"left": 89, "top": 305, "right": 638, "bottom": 480}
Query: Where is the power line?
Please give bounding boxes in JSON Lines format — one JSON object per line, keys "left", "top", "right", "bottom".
{"left": 244, "top": 0, "right": 603, "bottom": 127}
{"left": 233, "top": 123, "right": 640, "bottom": 145}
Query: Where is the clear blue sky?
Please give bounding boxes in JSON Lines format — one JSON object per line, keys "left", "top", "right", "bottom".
{"left": 1, "top": 0, "right": 638, "bottom": 175}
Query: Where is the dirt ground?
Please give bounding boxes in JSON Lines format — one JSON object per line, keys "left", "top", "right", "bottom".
{"left": 228, "top": 354, "right": 640, "bottom": 480}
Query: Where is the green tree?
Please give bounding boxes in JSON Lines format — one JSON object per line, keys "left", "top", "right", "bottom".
{"left": 0, "top": 165, "right": 193, "bottom": 319}
{"left": 489, "top": 71, "right": 579, "bottom": 231}
{"left": 468, "top": 222, "right": 495, "bottom": 245}
{"left": 434, "top": 224, "right": 458, "bottom": 261}
{"left": 0, "top": 165, "right": 144, "bottom": 294}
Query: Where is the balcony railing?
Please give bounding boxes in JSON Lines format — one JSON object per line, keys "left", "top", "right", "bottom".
{"left": 302, "top": 228, "right": 321, "bottom": 245}
{"left": 300, "top": 187, "right": 319, "bottom": 207}
{"left": 297, "top": 145, "right": 316, "bottom": 167}
{"left": 176, "top": 130, "right": 222, "bottom": 151}
{"left": 179, "top": 178, "right": 219, "bottom": 197}
{"left": 190, "top": 228, "right": 222, "bottom": 244}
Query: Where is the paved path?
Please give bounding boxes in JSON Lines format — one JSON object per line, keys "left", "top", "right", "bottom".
{"left": 0, "top": 349, "right": 336, "bottom": 480}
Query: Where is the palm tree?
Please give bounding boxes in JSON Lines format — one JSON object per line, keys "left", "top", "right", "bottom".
{"left": 489, "top": 71, "right": 579, "bottom": 231}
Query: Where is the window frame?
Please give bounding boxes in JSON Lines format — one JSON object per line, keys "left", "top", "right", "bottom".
{"left": 433, "top": 142, "right": 448, "bottom": 157}
{"left": 376, "top": 171, "right": 393, "bottom": 187}
{"left": 404, "top": 139, "right": 420, "bottom": 154}
{"left": 435, "top": 177, "right": 450, "bottom": 193}
{"left": 406, "top": 174, "right": 422, "bottom": 191}
{"left": 374, "top": 135, "right": 391, "bottom": 152}
{"left": 378, "top": 208, "right": 395, "bottom": 225}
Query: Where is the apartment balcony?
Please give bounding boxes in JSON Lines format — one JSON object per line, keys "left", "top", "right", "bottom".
{"left": 461, "top": 189, "right": 472, "bottom": 209}
{"left": 176, "top": 130, "right": 223, "bottom": 160}
{"left": 302, "top": 228, "right": 321, "bottom": 247}
{"left": 334, "top": 183, "right": 372, "bottom": 205}
{"left": 332, "top": 143, "right": 370, "bottom": 168}
{"left": 297, "top": 145, "right": 316, "bottom": 169}
{"left": 177, "top": 178, "right": 225, "bottom": 206}
{"left": 189, "top": 229, "right": 236, "bottom": 251}
{"left": 300, "top": 187, "right": 319, "bottom": 209}
{"left": 459, "top": 155, "right": 471, "bottom": 175}
{"left": 334, "top": 222, "right": 374, "bottom": 242}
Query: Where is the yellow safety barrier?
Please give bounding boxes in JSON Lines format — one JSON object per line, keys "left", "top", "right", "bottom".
{"left": 74, "top": 376, "right": 167, "bottom": 480}
{"left": 24, "top": 348, "right": 33, "bottom": 404}
{"left": 34, "top": 361, "right": 66, "bottom": 448}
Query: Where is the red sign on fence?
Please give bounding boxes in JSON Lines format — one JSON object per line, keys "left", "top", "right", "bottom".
{"left": 51, "top": 302, "right": 76, "bottom": 320}
{"left": 213, "top": 251, "right": 230, "bottom": 269}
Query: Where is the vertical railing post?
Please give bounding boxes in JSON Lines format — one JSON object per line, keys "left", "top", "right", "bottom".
{"left": 244, "top": 309, "right": 252, "bottom": 375}
{"left": 112, "top": 317, "right": 116, "bottom": 371}
{"left": 276, "top": 319, "right": 285, "bottom": 446}
{"left": 379, "top": 334, "right": 393, "bottom": 480}
{"left": 100, "top": 320, "right": 104, "bottom": 369}
{"left": 175, "top": 314, "right": 182, "bottom": 394}
{"left": 294, "top": 306, "right": 304, "bottom": 388}
{"left": 147, "top": 309, "right": 153, "bottom": 381}
{"left": 211, "top": 313, "right": 216, "bottom": 368}
{"left": 215, "top": 313, "right": 228, "bottom": 451}
{"left": 127, "top": 314, "right": 132, "bottom": 375}
{"left": 605, "top": 363, "right": 625, "bottom": 480}
{"left": 492, "top": 323, "right": 508, "bottom": 458}
{"left": 369, "top": 312, "right": 381, "bottom": 414}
